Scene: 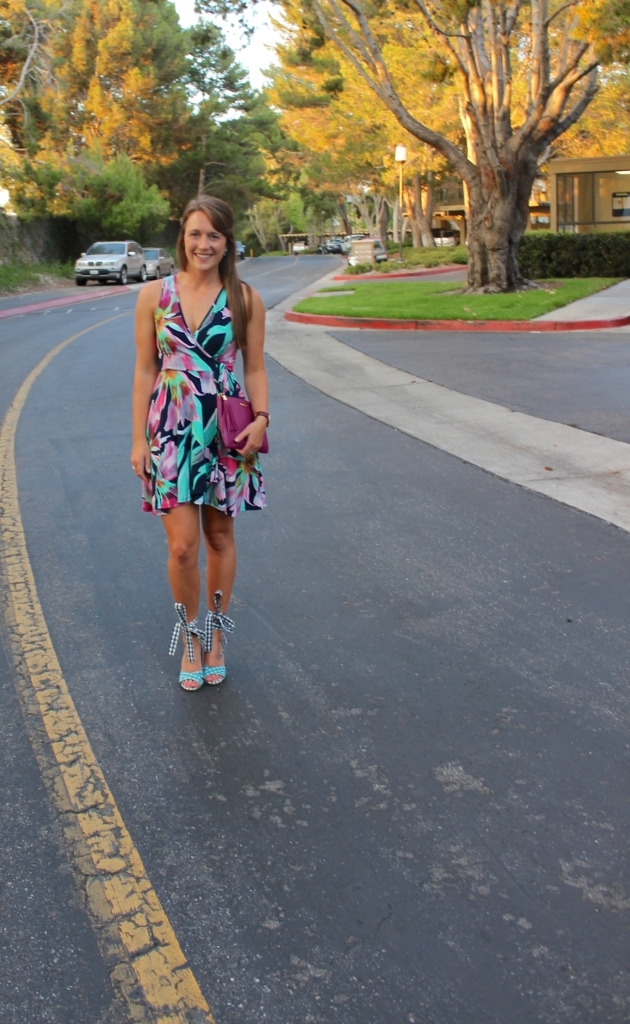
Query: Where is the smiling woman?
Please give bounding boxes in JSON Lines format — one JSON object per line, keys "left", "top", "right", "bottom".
{"left": 131, "top": 195, "right": 269, "bottom": 692}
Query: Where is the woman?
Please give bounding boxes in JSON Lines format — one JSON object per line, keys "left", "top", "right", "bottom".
{"left": 131, "top": 196, "right": 268, "bottom": 691}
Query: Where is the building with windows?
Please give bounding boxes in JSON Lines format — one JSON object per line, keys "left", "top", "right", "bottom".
{"left": 549, "top": 154, "right": 630, "bottom": 233}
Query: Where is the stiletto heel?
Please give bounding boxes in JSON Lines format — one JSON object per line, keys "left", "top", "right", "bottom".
{"left": 202, "top": 590, "right": 234, "bottom": 685}
{"left": 169, "top": 603, "right": 204, "bottom": 691}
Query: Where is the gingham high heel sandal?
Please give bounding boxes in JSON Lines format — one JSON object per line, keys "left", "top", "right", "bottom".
{"left": 202, "top": 590, "right": 234, "bottom": 686}
{"left": 169, "top": 603, "right": 204, "bottom": 691}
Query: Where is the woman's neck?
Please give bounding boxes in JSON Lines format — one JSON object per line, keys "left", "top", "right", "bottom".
{"left": 181, "top": 266, "right": 222, "bottom": 290}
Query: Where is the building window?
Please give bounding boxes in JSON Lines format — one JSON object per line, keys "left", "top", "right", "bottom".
{"left": 557, "top": 173, "right": 594, "bottom": 232}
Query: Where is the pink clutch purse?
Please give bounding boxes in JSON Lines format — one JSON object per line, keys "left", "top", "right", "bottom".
{"left": 217, "top": 393, "right": 269, "bottom": 453}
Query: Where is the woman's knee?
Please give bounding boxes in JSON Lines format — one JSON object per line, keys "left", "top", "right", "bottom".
{"left": 168, "top": 537, "right": 198, "bottom": 567}
{"left": 205, "top": 527, "right": 233, "bottom": 554}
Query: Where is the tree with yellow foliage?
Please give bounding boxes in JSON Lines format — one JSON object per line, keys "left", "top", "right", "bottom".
{"left": 204, "top": 0, "right": 627, "bottom": 291}
{"left": 268, "top": 7, "right": 460, "bottom": 244}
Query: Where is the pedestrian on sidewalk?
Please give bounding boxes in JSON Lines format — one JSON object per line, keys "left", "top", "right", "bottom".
{"left": 130, "top": 195, "right": 268, "bottom": 690}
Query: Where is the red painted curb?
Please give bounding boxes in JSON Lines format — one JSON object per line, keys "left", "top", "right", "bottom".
{"left": 0, "top": 285, "right": 133, "bottom": 321}
{"left": 284, "top": 310, "right": 630, "bottom": 332}
{"left": 332, "top": 264, "right": 464, "bottom": 282}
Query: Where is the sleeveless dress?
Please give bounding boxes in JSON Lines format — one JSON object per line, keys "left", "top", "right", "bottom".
{"left": 142, "top": 274, "right": 266, "bottom": 516}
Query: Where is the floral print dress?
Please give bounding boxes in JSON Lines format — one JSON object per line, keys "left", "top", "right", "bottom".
{"left": 142, "top": 274, "right": 265, "bottom": 516}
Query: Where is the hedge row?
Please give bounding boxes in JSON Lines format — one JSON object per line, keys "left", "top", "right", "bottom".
{"left": 519, "top": 231, "right": 630, "bottom": 278}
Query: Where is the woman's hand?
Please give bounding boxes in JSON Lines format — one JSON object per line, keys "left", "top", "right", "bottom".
{"left": 235, "top": 415, "right": 267, "bottom": 458}
{"left": 131, "top": 439, "right": 151, "bottom": 480}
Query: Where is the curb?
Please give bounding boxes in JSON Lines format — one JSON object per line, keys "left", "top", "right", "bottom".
{"left": 284, "top": 310, "right": 630, "bottom": 332}
{"left": 332, "top": 264, "right": 464, "bottom": 282}
{"left": 0, "top": 285, "right": 133, "bottom": 321}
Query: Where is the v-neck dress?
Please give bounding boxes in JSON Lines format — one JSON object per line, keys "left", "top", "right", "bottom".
{"left": 142, "top": 275, "right": 265, "bottom": 516}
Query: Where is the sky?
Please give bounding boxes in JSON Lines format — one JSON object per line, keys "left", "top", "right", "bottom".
{"left": 172, "top": 0, "right": 278, "bottom": 90}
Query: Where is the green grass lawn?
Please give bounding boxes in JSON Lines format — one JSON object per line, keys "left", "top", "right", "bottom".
{"left": 294, "top": 278, "right": 620, "bottom": 321}
{"left": 0, "top": 259, "right": 75, "bottom": 294}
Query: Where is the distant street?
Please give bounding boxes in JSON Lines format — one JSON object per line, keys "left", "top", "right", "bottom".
{"left": 1, "top": 256, "right": 629, "bottom": 1024}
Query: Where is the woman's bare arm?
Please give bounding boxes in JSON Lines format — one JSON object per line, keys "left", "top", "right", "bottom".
{"left": 131, "top": 281, "right": 161, "bottom": 479}
{"left": 236, "top": 286, "right": 269, "bottom": 457}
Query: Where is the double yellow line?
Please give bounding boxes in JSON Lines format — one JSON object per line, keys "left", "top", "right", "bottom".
{"left": 0, "top": 316, "right": 214, "bottom": 1023}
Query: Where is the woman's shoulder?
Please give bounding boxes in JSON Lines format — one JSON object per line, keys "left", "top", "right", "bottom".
{"left": 136, "top": 276, "right": 167, "bottom": 314}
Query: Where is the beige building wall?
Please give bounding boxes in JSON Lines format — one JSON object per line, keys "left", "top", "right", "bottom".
{"left": 549, "top": 154, "right": 630, "bottom": 233}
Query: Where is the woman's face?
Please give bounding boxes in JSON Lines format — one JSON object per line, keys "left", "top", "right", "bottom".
{"left": 184, "top": 210, "right": 227, "bottom": 273}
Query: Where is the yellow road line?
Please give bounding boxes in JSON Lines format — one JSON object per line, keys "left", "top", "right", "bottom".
{"left": 0, "top": 317, "right": 214, "bottom": 1024}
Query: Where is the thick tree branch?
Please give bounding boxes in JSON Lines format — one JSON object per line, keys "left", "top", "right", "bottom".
{"left": 310, "top": 0, "right": 477, "bottom": 180}
{"left": 545, "top": 0, "right": 579, "bottom": 26}
{"left": 0, "top": 10, "right": 39, "bottom": 111}
{"left": 536, "top": 64, "right": 598, "bottom": 146}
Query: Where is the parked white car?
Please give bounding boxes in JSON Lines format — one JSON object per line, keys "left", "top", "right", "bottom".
{"left": 293, "top": 241, "right": 308, "bottom": 254}
{"left": 75, "top": 241, "right": 146, "bottom": 285}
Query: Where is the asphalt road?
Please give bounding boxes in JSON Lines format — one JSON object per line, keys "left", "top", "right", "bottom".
{"left": 1, "top": 256, "right": 629, "bottom": 1024}
{"left": 334, "top": 327, "right": 630, "bottom": 443}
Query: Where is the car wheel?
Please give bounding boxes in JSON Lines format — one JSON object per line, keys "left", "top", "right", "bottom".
{"left": 118, "top": 266, "right": 128, "bottom": 285}
{"left": 138, "top": 265, "right": 147, "bottom": 282}
{"left": 155, "top": 267, "right": 161, "bottom": 279}
{"left": 75, "top": 277, "right": 87, "bottom": 286}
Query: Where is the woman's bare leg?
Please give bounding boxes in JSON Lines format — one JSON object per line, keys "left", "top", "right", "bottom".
{"left": 201, "top": 506, "right": 236, "bottom": 668}
{"left": 162, "top": 504, "right": 203, "bottom": 672}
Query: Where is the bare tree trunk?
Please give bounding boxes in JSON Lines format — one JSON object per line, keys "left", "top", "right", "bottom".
{"left": 378, "top": 198, "right": 389, "bottom": 244}
{"left": 401, "top": 217, "right": 409, "bottom": 246}
{"left": 410, "top": 205, "right": 421, "bottom": 248}
{"left": 392, "top": 198, "right": 400, "bottom": 243}
{"left": 248, "top": 207, "right": 268, "bottom": 251}
{"left": 465, "top": 160, "right": 538, "bottom": 292}
{"left": 338, "top": 201, "right": 351, "bottom": 235}
{"left": 420, "top": 173, "right": 435, "bottom": 247}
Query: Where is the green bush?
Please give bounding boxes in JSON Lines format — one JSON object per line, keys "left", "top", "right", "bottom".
{"left": 519, "top": 231, "right": 630, "bottom": 278}
{"left": 347, "top": 262, "right": 375, "bottom": 274}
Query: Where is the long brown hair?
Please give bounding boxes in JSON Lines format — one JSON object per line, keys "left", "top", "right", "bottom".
{"left": 176, "top": 195, "right": 251, "bottom": 349}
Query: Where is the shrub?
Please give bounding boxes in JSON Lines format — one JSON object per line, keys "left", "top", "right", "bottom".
{"left": 519, "top": 231, "right": 630, "bottom": 278}
{"left": 0, "top": 258, "right": 75, "bottom": 293}
{"left": 451, "top": 249, "right": 468, "bottom": 265}
{"left": 347, "top": 262, "right": 374, "bottom": 274}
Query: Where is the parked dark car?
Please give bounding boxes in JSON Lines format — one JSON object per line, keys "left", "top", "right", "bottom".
{"left": 142, "top": 247, "right": 175, "bottom": 279}
{"left": 235, "top": 241, "right": 246, "bottom": 260}
{"left": 74, "top": 241, "right": 146, "bottom": 285}
{"left": 316, "top": 237, "right": 344, "bottom": 254}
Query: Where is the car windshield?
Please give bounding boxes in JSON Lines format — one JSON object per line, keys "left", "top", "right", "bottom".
{"left": 143, "top": 249, "right": 159, "bottom": 258}
{"left": 86, "top": 243, "right": 125, "bottom": 256}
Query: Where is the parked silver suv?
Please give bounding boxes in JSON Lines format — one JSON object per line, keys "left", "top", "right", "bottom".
{"left": 75, "top": 241, "right": 147, "bottom": 286}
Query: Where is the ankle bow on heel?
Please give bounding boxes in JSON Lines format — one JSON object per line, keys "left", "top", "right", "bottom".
{"left": 202, "top": 590, "right": 234, "bottom": 686}
{"left": 169, "top": 602, "right": 204, "bottom": 691}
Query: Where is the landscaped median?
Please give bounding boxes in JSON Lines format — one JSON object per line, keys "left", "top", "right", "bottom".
{"left": 287, "top": 277, "right": 627, "bottom": 332}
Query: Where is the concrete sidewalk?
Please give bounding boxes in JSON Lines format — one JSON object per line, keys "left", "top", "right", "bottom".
{"left": 535, "top": 278, "right": 630, "bottom": 322}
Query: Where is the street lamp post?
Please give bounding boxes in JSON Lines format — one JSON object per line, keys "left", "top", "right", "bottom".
{"left": 395, "top": 145, "right": 407, "bottom": 259}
